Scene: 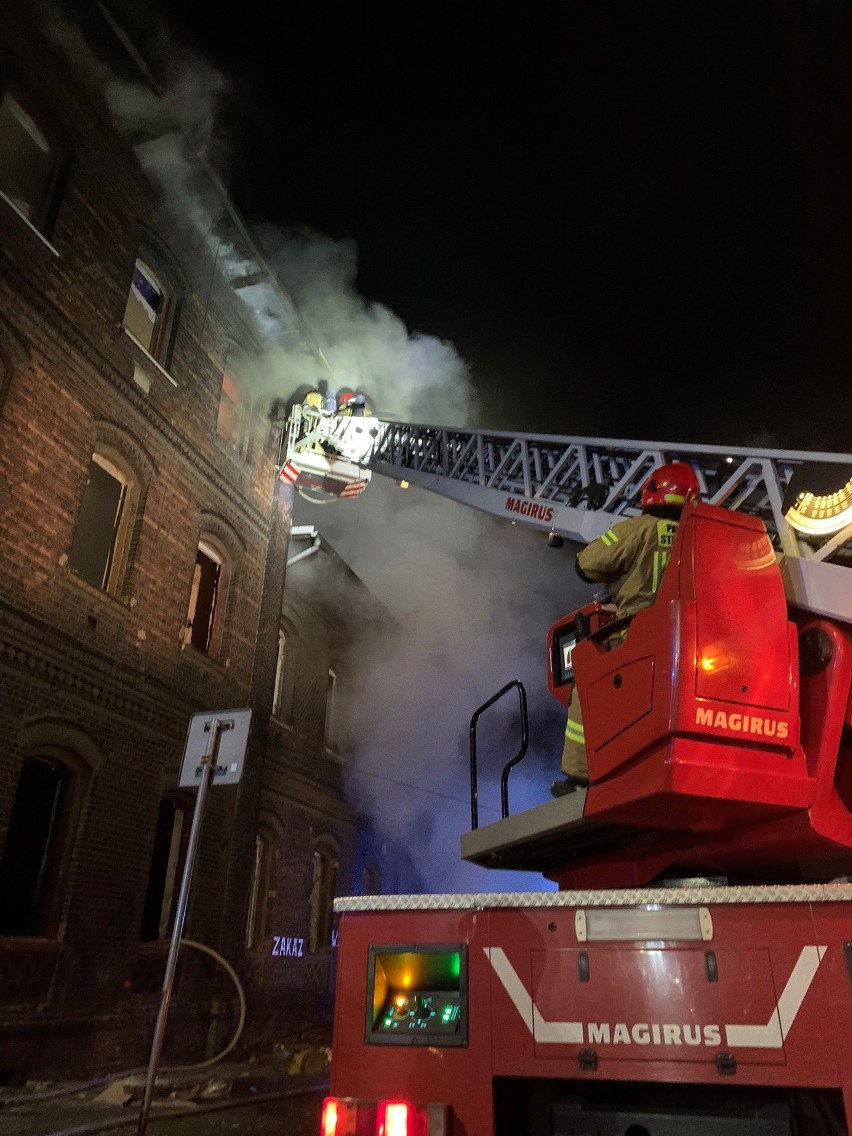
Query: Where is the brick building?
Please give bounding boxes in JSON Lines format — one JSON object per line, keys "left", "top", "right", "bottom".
{"left": 0, "top": 0, "right": 381, "bottom": 1077}
{"left": 241, "top": 531, "right": 396, "bottom": 1043}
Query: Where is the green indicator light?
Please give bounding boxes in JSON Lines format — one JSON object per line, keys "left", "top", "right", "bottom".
{"left": 449, "top": 953, "right": 461, "bottom": 979}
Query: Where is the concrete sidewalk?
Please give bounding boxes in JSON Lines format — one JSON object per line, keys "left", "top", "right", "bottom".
{"left": 0, "top": 1044, "right": 330, "bottom": 1136}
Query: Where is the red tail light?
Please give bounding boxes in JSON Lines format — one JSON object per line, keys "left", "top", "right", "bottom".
{"left": 377, "top": 1101, "right": 417, "bottom": 1136}
{"left": 321, "top": 1098, "right": 339, "bottom": 1136}
{"left": 321, "top": 1096, "right": 358, "bottom": 1136}
{"left": 321, "top": 1096, "right": 444, "bottom": 1136}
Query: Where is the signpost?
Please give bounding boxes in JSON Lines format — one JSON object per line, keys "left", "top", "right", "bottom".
{"left": 137, "top": 709, "right": 251, "bottom": 1136}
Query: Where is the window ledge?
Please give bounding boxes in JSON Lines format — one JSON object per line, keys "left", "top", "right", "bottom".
{"left": 179, "top": 641, "right": 227, "bottom": 672}
{"left": 0, "top": 935, "right": 63, "bottom": 951}
{"left": 120, "top": 328, "right": 179, "bottom": 388}
{"left": 0, "top": 190, "right": 60, "bottom": 256}
{"left": 214, "top": 433, "right": 253, "bottom": 467}
{"left": 60, "top": 569, "right": 130, "bottom": 614}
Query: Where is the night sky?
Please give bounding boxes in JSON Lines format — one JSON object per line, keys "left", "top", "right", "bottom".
{"left": 162, "top": 2, "right": 852, "bottom": 452}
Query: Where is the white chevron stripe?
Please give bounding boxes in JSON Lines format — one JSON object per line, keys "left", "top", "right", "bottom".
{"left": 724, "top": 945, "right": 826, "bottom": 1049}
{"left": 486, "top": 944, "right": 827, "bottom": 1051}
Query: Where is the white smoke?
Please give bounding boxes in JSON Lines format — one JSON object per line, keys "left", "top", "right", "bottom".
{"left": 43, "top": 7, "right": 474, "bottom": 420}
{"left": 259, "top": 227, "right": 474, "bottom": 424}
{"left": 295, "top": 477, "right": 591, "bottom": 893}
{"left": 44, "top": 1, "right": 572, "bottom": 893}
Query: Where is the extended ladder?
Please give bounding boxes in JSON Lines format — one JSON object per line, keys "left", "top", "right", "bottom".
{"left": 368, "top": 421, "right": 852, "bottom": 619}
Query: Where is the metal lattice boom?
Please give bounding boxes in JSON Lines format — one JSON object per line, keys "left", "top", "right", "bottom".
{"left": 369, "top": 421, "right": 852, "bottom": 570}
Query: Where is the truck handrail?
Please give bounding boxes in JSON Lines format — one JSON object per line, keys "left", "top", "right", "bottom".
{"left": 468, "top": 680, "right": 529, "bottom": 830}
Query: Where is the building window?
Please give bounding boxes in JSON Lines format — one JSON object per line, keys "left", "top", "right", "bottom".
{"left": 68, "top": 453, "right": 132, "bottom": 593}
{"left": 324, "top": 668, "right": 337, "bottom": 751}
{"left": 122, "top": 257, "right": 170, "bottom": 359}
{"left": 139, "top": 797, "right": 191, "bottom": 941}
{"left": 216, "top": 371, "right": 239, "bottom": 441}
{"left": 363, "top": 864, "right": 381, "bottom": 896}
{"left": 217, "top": 369, "right": 251, "bottom": 449}
{"left": 309, "top": 840, "right": 338, "bottom": 952}
{"left": 272, "top": 630, "right": 288, "bottom": 720}
{"left": 0, "top": 91, "right": 60, "bottom": 229}
{"left": 0, "top": 756, "right": 72, "bottom": 937}
{"left": 245, "top": 832, "right": 275, "bottom": 951}
{"left": 185, "top": 539, "right": 227, "bottom": 657}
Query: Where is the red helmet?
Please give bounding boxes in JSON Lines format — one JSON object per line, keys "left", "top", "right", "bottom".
{"left": 641, "top": 462, "right": 700, "bottom": 509}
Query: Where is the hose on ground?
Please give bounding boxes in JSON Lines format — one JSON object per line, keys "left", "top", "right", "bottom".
{"left": 161, "top": 938, "right": 247, "bottom": 1072}
{"left": 40, "top": 1081, "right": 329, "bottom": 1136}
{"left": 0, "top": 938, "right": 247, "bottom": 1106}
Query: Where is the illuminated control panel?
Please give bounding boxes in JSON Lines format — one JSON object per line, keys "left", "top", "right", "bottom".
{"left": 366, "top": 946, "right": 467, "bottom": 1047}
{"left": 554, "top": 626, "right": 579, "bottom": 684}
{"left": 376, "top": 990, "right": 462, "bottom": 1035}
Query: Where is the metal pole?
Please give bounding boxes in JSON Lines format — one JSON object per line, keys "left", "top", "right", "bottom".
{"left": 137, "top": 720, "right": 222, "bottom": 1136}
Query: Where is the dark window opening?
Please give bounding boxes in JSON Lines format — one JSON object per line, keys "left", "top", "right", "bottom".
{"left": 310, "top": 844, "right": 338, "bottom": 951}
{"left": 324, "top": 668, "right": 337, "bottom": 750}
{"left": 187, "top": 543, "right": 222, "bottom": 655}
{"left": 0, "top": 92, "right": 58, "bottom": 228}
{"left": 140, "top": 798, "right": 190, "bottom": 941}
{"left": 0, "top": 757, "right": 70, "bottom": 936}
{"left": 272, "top": 631, "right": 288, "bottom": 720}
{"left": 68, "top": 456, "right": 127, "bottom": 591}
{"left": 245, "top": 833, "right": 275, "bottom": 950}
{"left": 363, "top": 864, "right": 382, "bottom": 896}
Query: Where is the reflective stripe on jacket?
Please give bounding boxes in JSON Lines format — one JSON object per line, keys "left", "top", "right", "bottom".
{"left": 577, "top": 513, "right": 678, "bottom": 619}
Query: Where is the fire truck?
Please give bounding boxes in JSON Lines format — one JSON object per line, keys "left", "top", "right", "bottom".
{"left": 281, "top": 414, "right": 852, "bottom": 1135}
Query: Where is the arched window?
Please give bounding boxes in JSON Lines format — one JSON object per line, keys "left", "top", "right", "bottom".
{"left": 139, "top": 795, "right": 193, "bottom": 941}
{"left": 121, "top": 251, "right": 178, "bottom": 368}
{"left": 245, "top": 829, "right": 276, "bottom": 951}
{"left": 217, "top": 369, "right": 253, "bottom": 459}
{"left": 68, "top": 450, "right": 137, "bottom": 594}
{"left": 0, "top": 753, "right": 83, "bottom": 937}
{"left": 309, "top": 838, "right": 339, "bottom": 952}
{"left": 324, "top": 668, "right": 338, "bottom": 751}
{"left": 272, "top": 628, "right": 291, "bottom": 722}
{"left": 184, "top": 537, "right": 230, "bottom": 658}
{"left": 0, "top": 89, "right": 63, "bottom": 231}
{"left": 217, "top": 370, "right": 240, "bottom": 440}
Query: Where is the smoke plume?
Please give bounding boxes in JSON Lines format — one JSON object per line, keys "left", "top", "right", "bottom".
{"left": 259, "top": 227, "right": 474, "bottom": 423}
{"left": 295, "top": 477, "right": 590, "bottom": 893}
{"left": 45, "top": 1, "right": 577, "bottom": 893}
{"left": 42, "top": 4, "right": 474, "bottom": 423}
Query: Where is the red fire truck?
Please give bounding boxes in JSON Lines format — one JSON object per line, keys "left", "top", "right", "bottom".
{"left": 281, "top": 417, "right": 852, "bottom": 1135}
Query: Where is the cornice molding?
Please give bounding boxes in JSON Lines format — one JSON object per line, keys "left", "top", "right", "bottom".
{"left": 0, "top": 603, "right": 198, "bottom": 740}
{"left": 263, "top": 757, "right": 356, "bottom": 825}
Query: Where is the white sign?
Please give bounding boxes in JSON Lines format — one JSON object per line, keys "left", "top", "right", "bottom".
{"left": 178, "top": 708, "right": 251, "bottom": 787}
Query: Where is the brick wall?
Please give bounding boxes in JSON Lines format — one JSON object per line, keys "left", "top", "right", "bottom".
{"left": 0, "top": 0, "right": 390, "bottom": 1077}
{"left": 0, "top": 0, "right": 297, "bottom": 1077}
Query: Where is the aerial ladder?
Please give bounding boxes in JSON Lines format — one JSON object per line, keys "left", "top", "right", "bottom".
{"left": 279, "top": 408, "right": 852, "bottom": 1135}
{"left": 281, "top": 406, "right": 851, "bottom": 609}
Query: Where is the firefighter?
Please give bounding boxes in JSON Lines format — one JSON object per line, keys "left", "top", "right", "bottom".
{"left": 552, "top": 461, "right": 701, "bottom": 797}
{"left": 302, "top": 389, "right": 323, "bottom": 414}
{"left": 337, "top": 391, "right": 371, "bottom": 417}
